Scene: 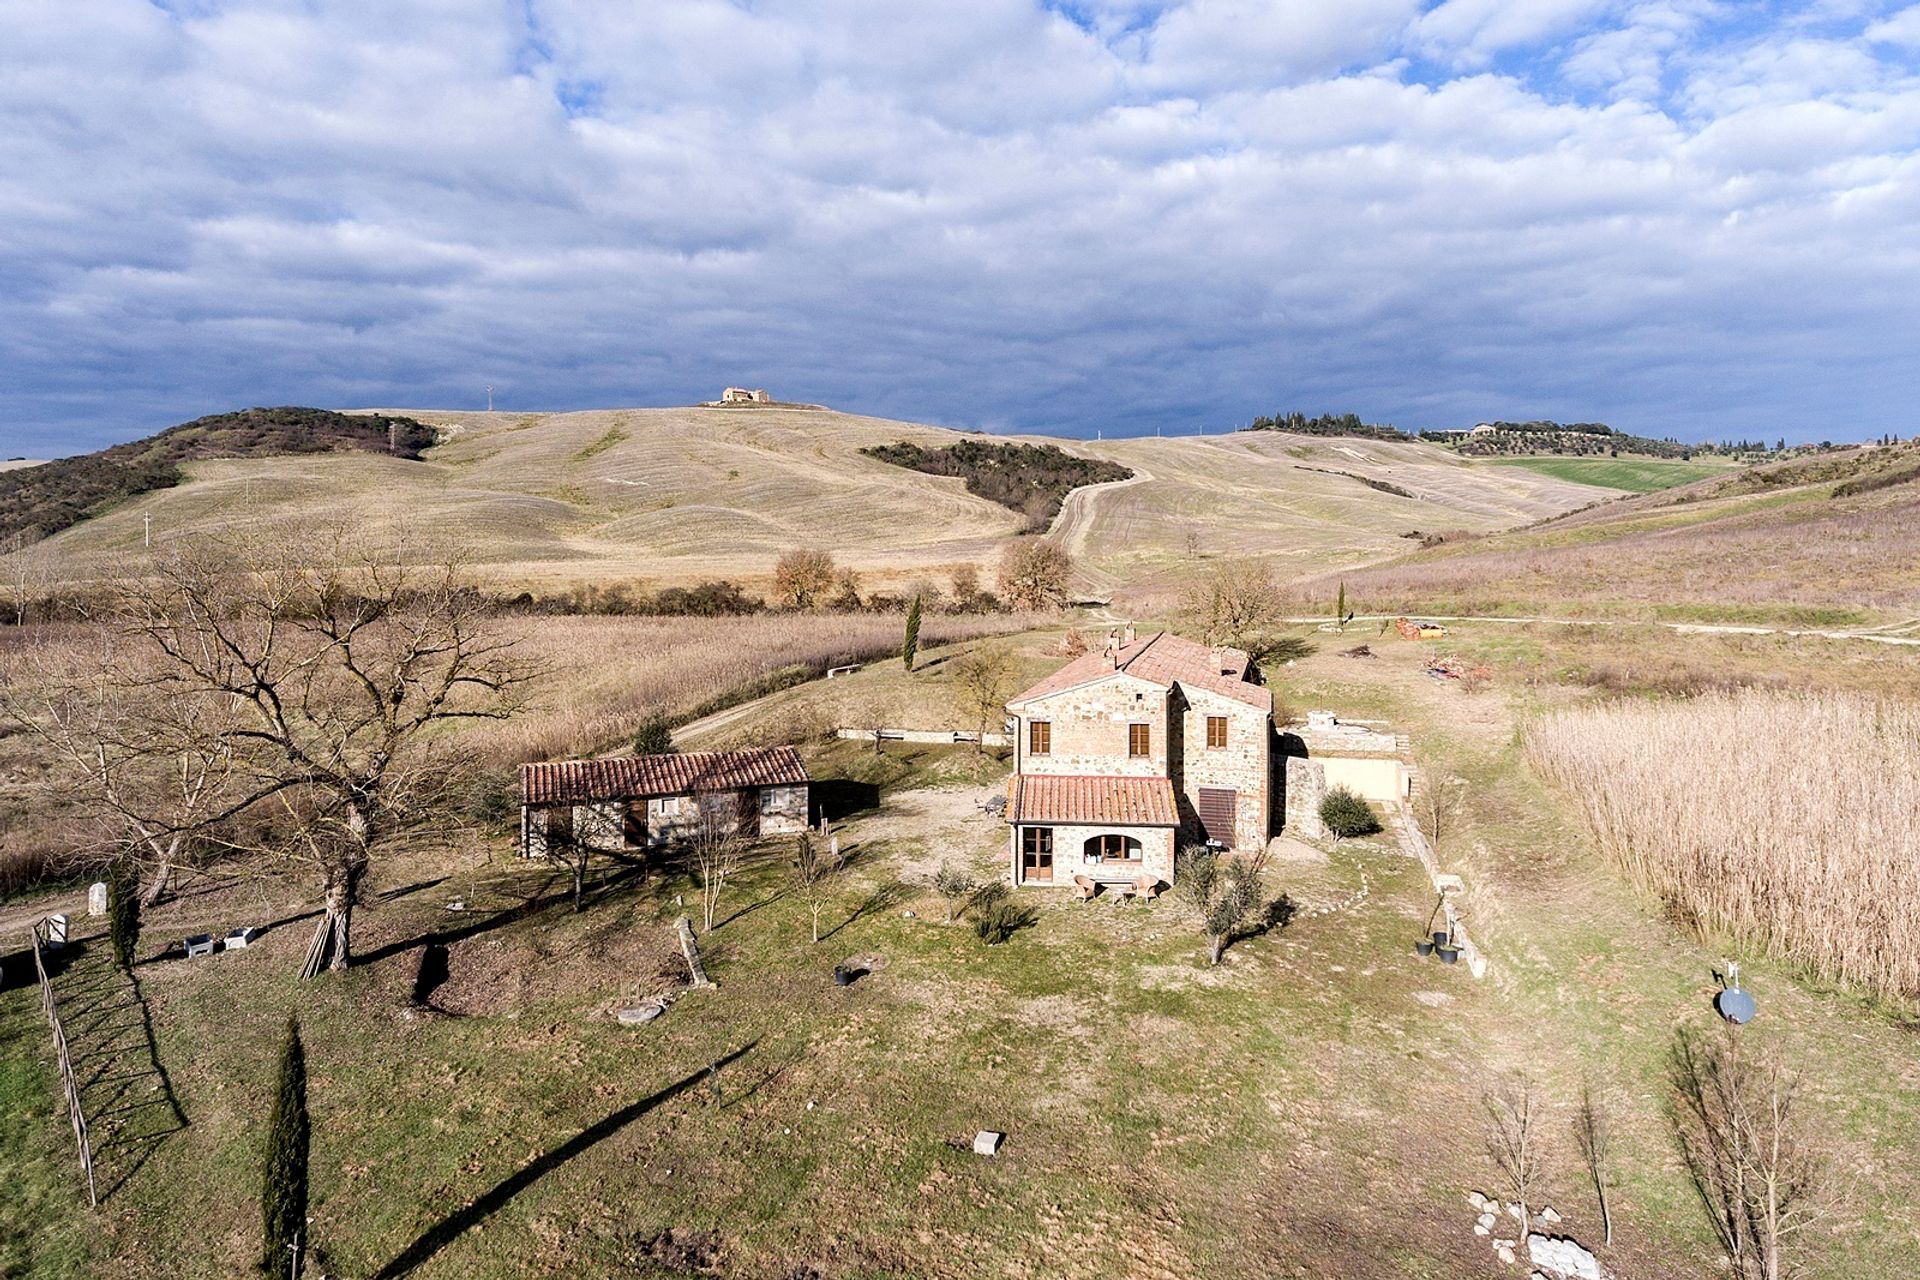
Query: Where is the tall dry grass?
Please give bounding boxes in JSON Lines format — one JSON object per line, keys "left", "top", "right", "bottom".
{"left": 1527, "top": 690, "right": 1920, "bottom": 1001}
{"left": 487, "top": 612, "right": 1030, "bottom": 764}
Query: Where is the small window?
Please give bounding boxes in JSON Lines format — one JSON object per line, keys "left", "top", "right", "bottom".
{"left": 1206, "top": 716, "right": 1228, "bottom": 749}
{"left": 1128, "top": 723, "right": 1150, "bottom": 757}
{"left": 1085, "top": 833, "right": 1142, "bottom": 862}
{"left": 1029, "top": 720, "right": 1052, "bottom": 755}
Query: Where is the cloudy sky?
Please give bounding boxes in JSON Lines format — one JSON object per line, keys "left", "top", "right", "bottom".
{"left": 3, "top": 0, "right": 1918, "bottom": 455}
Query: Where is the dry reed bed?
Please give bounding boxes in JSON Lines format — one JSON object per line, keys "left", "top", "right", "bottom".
{"left": 489, "top": 612, "right": 1029, "bottom": 764}
{"left": 1527, "top": 690, "right": 1920, "bottom": 1001}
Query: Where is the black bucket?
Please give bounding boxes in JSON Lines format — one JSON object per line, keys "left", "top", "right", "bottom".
{"left": 833, "top": 964, "right": 867, "bottom": 987}
{"left": 1414, "top": 939, "right": 1435, "bottom": 957}
{"left": 1437, "top": 946, "right": 1460, "bottom": 965}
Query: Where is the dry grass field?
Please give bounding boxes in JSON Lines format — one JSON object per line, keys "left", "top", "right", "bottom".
{"left": 1311, "top": 442, "right": 1920, "bottom": 622}
{"left": 1528, "top": 690, "right": 1920, "bottom": 1001}
{"left": 24, "top": 407, "right": 1609, "bottom": 596}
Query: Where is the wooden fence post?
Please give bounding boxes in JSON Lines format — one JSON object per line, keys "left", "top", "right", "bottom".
{"left": 30, "top": 919, "right": 97, "bottom": 1207}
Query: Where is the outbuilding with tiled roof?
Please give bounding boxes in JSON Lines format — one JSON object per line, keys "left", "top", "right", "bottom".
{"left": 520, "top": 747, "right": 810, "bottom": 859}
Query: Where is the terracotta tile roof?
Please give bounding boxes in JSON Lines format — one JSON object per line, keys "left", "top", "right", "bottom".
{"left": 522, "top": 747, "right": 810, "bottom": 806}
{"left": 1006, "top": 631, "right": 1270, "bottom": 710}
{"left": 1006, "top": 774, "right": 1179, "bottom": 827}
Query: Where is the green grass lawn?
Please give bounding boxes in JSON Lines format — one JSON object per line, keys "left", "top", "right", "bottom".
{"left": 1480, "top": 455, "right": 1736, "bottom": 493}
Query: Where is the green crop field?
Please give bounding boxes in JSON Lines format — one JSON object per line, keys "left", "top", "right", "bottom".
{"left": 1482, "top": 455, "right": 1734, "bottom": 493}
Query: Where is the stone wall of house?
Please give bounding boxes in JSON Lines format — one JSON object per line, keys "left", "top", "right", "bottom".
{"left": 1284, "top": 756, "right": 1327, "bottom": 839}
{"left": 1015, "top": 673, "right": 1169, "bottom": 778}
{"left": 759, "top": 784, "right": 808, "bottom": 835}
{"left": 1011, "top": 822, "right": 1176, "bottom": 887}
{"left": 1174, "top": 685, "right": 1272, "bottom": 852}
{"left": 522, "top": 800, "right": 626, "bottom": 858}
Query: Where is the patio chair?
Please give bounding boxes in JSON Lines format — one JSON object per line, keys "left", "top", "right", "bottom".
{"left": 1134, "top": 876, "right": 1163, "bottom": 901}
{"left": 1071, "top": 874, "right": 1097, "bottom": 901}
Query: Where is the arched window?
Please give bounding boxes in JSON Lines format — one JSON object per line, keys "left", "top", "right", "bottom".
{"left": 1084, "top": 833, "right": 1142, "bottom": 863}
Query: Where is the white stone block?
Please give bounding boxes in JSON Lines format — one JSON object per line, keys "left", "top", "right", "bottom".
{"left": 88, "top": 882, "right": 109, "bottom": 916}
{"left": 972, "top": 1130, "right": 1004, "bottom": 1156}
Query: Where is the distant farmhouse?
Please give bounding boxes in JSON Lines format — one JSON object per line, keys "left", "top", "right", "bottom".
{"left": 1003, "top": 628, "right": 1272, "bottom": 891}
{"left": 719, "top": 387, "right": 771, "bottom": 404}
{"left": 520, "top": 747, "right": 810, "bottom": 858}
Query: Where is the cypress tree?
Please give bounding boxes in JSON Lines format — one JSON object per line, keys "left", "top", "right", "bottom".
{"left": 261, "top": 1015, "right": 310, "bottom": 1277}
{"left": 107, "top": 855, "right": 141, "bottom": 972}
{"left": 902, "top": 594, "right": 922, "bottom": 671}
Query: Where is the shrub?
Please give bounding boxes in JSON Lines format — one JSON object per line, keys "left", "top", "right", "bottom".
{"left": 633, "top": 715, "right": 674, "bottom": 756}
{"left": 970, "top": 882, "right": 1036, "bottom": 944}
{"left": 1320, "top": 787, "right": 1381, "bottom": 839}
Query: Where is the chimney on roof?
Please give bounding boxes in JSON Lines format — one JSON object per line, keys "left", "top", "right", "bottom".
{"left": 1211, "top": 645, "right": 1229, "bottom": 674}
{"left": 1104, "top": 629, "right": 1120, "bottom": 668}
{"left": 1123, "top": 621, "right": 1136, "bottom": 645}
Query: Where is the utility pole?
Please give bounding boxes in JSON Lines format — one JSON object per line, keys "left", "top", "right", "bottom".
{"left": 486, "top": 385, "right": 493, "bottom": 412}
{"left": 143, "top": 513, "right": 151, "bottom": 548}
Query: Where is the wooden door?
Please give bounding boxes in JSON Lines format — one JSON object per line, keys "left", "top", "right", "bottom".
{"left": 1021, "top": 827, "right": 1054, "bottom": 883}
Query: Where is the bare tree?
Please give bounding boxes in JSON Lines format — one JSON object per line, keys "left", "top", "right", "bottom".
{"left": 1483, "top": 1072, "right": 1543, "bottom": 1240}
{"left": 1574, "top": 1081, "right": 1615, "bottom": 1246}
{"left": 948, "top": 562, "right": 984, "bottom": 611}
{"left": 773, "top": 549, "right": 836, "bottom": 610}
{"left": 112, "top": 530, "right": 538, "bottom": 976}
{"left": 1670, "top": 1027, "right": 1828, "bottom": 1280}
{"left": 3, "top": 533, "right": 54, "bottom": 626}
{"left": 995, "top": 538, "right": 1072, "bottom": 611}
{"left": 791, "top": 830, "right": 846, "bottom": 944}
{"left": 950, "top": 642, "right": 1019, "bottom": 753}
{"left": 688, "top": 794, "right": 748, "bottom": 932}
{"left": 1182, "top": 560, "right": 1289, "bottom": 661}
{"left": 1, "top": 632, "right": 245, "bottom": 905}
{"left": 1419, "top": 770, "right": 1466, "bottom": 849}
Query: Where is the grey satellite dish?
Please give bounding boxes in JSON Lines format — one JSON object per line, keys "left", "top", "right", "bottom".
{"left": 1716, "top": 961, "right": 1757, "bottom": 1024}
{"left": 1716, "top": 987, "right": 1757, "bottom": 1024}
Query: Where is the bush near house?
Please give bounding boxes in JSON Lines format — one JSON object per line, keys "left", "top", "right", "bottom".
{"left": 1320, "top": 787, "right": 1381, "bottom": 839}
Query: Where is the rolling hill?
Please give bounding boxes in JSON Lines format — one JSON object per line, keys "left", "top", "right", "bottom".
{"left": 22, "top": 404, "right": 1612, "bottom": 593}
{"left": 1310, "top": 440, "right": 1920, "bottom": 621}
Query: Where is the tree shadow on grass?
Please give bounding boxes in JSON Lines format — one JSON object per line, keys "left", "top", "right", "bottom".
{"left": 354, "top": 860, "right": 650, "bottom": 969}
{"left": 58, "top": 951, "right": 188, "bottom": 1201}
{"left": 370, "top": 1041, "right": 758, "bottom": 1280}
{"left": 818, "top": 881, "right": 907, "bottom": 943}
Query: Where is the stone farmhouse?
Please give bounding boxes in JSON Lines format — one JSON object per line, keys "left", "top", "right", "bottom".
{"left": 719, "top": 386, "right": 771, "bottom": 404}
{"left": 1003, "top": 628, "right": 1272, "bottom": 890}
{"left": 520, "top": 747, "right": 810, "bottom": 859}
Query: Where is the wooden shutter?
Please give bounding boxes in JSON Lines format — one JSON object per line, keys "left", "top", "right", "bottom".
{"left": 1197, "top": 788, "right": 1237, "bottom": 844}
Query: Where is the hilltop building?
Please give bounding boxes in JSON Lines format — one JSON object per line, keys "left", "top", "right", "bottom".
{"left": 720, "top": 387, "right": 771, "bottom": 404}
{"left": 1003, "top": 628, "right": 1272, "bottom": 890}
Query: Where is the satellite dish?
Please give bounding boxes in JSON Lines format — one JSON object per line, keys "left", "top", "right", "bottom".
{"left": 1717, "top": 987, "right": 1757, "bottom": 1024}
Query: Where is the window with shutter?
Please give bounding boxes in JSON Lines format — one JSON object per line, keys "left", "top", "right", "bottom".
{"left": 1197, "top": 787, "right": 1237, "bottom": 844}
{"left": 1029, "top": 720, "right": 1051, "bottom": 755}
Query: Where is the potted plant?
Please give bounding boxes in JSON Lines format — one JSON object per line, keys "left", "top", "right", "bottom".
{"left": 1435, "top": 938, "right": 1461, "bottom": 965}
{"left": 1414, "top": 937, "right": 1435, "bottom": 958}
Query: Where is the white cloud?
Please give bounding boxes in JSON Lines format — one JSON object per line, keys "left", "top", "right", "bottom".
{"left": 0, "top": 0, "right": 1918, "bottom": 455}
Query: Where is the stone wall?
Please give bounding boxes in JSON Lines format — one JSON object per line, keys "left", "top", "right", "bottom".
{"left": 1283, "top": 756, "right": 1327, "bottom": 839}
{"left": 1174, "top": 685, "right": 1271, "bottom": 852}
{"left": 759, "top": 784, "right": 808, "bottom": 835}
{"left": 1012, "top": 822, "right": 1176, "bottom": 887}
{"left": 1016, "top": 673, "right": 1169, "bottom": 778}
